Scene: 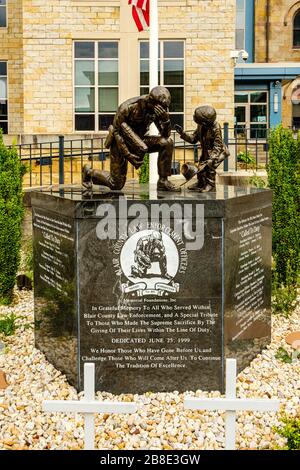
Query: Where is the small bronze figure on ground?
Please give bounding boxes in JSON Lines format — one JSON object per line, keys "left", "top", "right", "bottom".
{"left": 175, "top": 105, "right": 230, "bottom": 192}
{"left": 82, "top": 86, "right": 180, "bottom": 192}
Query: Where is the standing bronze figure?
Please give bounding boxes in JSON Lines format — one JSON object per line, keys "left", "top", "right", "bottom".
{"left": 175, "top": 106, "right": 230, "bottom": 192}
{"left": 82, "top": 86, "right": 180, "bottom": 192}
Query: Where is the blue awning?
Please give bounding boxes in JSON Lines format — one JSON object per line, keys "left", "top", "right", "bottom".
{"left": 235, "top": 64, "right": 300, "bottom": 81}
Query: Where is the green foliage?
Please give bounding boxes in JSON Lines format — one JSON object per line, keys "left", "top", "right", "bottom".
{"left": 272, "top": 267, "right": 299, "bottom": 317}
{"left": 274, "top": 415, "right": 300, "bottom": 450}
{"left": 0, "top": 313, "right": 17, "bottom": 336}
{"left": 268, "top": 126, "right": 300, "bottom": 288}
{"left": 138, "top": 154, "right": 149, "bottom": 184}
{"left": 275, "top": 346, "right": 294, "bottom": 363}
{"left": 237, "top": 151, "right": 255, "bottom": 166}
{"left": 0, "top": 131, "right": 24, "bottom": 303}
{"left": 0, "top": 312, "right": 32, "bottom": 338}
{"left": 248, "top": 173, "right": 267, "bottom": 188}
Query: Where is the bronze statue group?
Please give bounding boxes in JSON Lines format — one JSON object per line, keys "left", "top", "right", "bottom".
{"left": 82, "top": 86, "right": 229, "bottom": 193}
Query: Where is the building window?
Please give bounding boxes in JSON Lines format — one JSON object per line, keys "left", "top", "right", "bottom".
{"left": 139, "top": 40, "right": 184, "bottom": 128}
{"left": 293, "top": 10, "right": 300, "bottom": 47}
{"left": 234, "top": 91, "right": 268, "bottom": 139}
{"left": 236, "top": 0, "right": 245, "bottom": 49}
{"left": 291, "top": 86, "right": 300, "bottom": 129}
{"left": 0, "top": 0, "right": 6, "bottom": 28}
{"left": 0, "top": 62, "right": 8, "bottom": 134}
{"left": 74, "top": 41, "right": 119, "bottom": 131}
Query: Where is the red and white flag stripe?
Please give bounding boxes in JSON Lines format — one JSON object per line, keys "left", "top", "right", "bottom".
{"left": 128, "top": 0, "right": 150, "bottom": 32}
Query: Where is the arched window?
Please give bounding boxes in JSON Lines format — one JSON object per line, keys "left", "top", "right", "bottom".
{"left": 293, "top": 10, "right": 300, "bottom": 47}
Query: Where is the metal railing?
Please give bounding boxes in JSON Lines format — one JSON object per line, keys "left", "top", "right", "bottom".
{"left": 12, "top": 136, "right": 110, "bottom": 188}
{"left": 172, "top": 125, "right": 269, "bottom": 173}
{"left": 227, "top": 126, "right": 269, "bottom": 172}
{"left": 9, "top": 124, "right": 270, "bottom": 188}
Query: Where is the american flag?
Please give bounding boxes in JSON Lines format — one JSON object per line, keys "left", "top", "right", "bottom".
{"left": 128, "top": 0, "right": 150, "bottom": 32}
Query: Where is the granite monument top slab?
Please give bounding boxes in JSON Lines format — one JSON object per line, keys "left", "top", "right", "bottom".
{"left": 30, "top": 183, "right": 271, "bottom": 202}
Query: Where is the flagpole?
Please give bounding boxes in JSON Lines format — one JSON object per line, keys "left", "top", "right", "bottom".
{"left": 149, "top": 0, "right": 159, "bottom": 188}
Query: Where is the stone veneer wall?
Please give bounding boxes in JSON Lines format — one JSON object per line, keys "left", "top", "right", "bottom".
{"left": 282, "top": 76, "right": 300, "bottom": 128}
{"left": 255, "top": 0, "right": 300, "bottom": 127}
{"left": 255, "top": 0, "right": 300, "bottom": 63}
{"left": 0, "top": 0, "right": 24, "bottom": 135}
{"left": 2, "top": 0, "right": 235, "bottom": 141}
{"left": 22, "top": 0, "right": 120, "bottom": 136}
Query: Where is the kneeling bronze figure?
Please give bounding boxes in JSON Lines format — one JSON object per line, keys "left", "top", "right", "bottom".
{"left": 175, "top": 105, "right": 230, "bottom": 192}
{"left": 82, "top": 86, "right": 180, "bottom": 192}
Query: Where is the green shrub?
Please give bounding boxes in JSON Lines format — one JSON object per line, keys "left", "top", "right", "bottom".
{"left": 138, "top": 154, "right": 149, "bottom": 184}
{"left": 272, "top": 265, "right": 299, "bottom": 316}
{"left": 0, "top": 131, "right": 25, "bottom": 303}
{"left": 268, "top": 126, "right": 300, "bottom": 287}
{"left": 237, "top": 151, "right": 255, "bottom": 166}
{"left": 248, "top": 173, "right": 267, "bottom": 188}
{"left": 0, "top": 313, "right": 17, "bottom": 336}
{"left": 272, "top": 283, "right": 299, "bottom": 317}
{"left": 275, "top": 346, "right": 300, "bottom": 363}
{"left": 274, "top": 415, "right": 300, "bottom": 450}
{"left": 0, "top": 312, "right": 31, "bottom": 337}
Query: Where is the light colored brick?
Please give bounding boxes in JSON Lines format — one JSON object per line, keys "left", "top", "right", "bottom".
{"left": 2, "top": 0, "right": 235, "bottom": 138}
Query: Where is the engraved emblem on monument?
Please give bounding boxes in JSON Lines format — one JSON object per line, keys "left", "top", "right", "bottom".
{"left": 119, "top": 229, "right": 181, "bottom": 297}
{"left": 109, "top": 224, "right": 189, "bottom": 299}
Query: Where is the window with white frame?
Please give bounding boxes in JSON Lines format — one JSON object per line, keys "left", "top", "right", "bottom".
{"left": 0, "top": 62, "right": 8, "bottom": 134}
{"left": 139, "top": 40, "right": 184, "bottom": 128}
{"left": 235, "top": 0, "right": 245, "bottom": 50}
{"left": 0, "top": 0, "right": 7, "bottom": 27}
{"left": 234, "top": 91, "right": 268, "bottom": 139}
{"left": 74, "top": 41, "right": 119, "bottom": 131}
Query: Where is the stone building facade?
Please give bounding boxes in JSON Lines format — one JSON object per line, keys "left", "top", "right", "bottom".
{"left": 0, "top": 0, "right": 236, "bottom": 143}
{"left": 0, "top": 0, "right": 23, "bottom": 136}
{"left": 234, "top": 0, "right": 300, "bottom": 131}
{"left": 255, "top": 0, "right": 300, "bottom": 63}
{"left": 254, "top": 0, "right": 300, "bottom": 128}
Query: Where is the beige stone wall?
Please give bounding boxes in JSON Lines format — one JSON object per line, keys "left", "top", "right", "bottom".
{"left": 255, "top": 0, "right": 300, "bottom": 62}
{"left": 255, "top": 1, "right": 300, "bottom": 127}
{"left": 0, "top": 0, "right": 23, "bottom": 136}
{"left": 282, "top": 81, "right": 292, "bottom": 128}
{"left": 3, "top": 0, "right": 235, "bottom": 140}
{"left": 22, "top": 0, "right": 120, "bottom": 136}
{"left": 158, "top": 0, "right": 236, "bottom": 129}
{"left": 282, "top": 77, "right": 300, "bottom": 127}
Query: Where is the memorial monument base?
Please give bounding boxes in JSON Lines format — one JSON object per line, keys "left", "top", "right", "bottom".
{"left": 31, "top": 183, "right": 272, "bottom": 394}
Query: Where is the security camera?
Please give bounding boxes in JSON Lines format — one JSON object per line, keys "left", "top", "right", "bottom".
{"left": 230, "top": 49, "right": 249, "bottom": 65}
{"left": 241, "top": 50, "right": 249, "bottom": 62}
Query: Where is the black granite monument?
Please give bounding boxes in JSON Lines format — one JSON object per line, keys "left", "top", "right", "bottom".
{"left": 31, "top": 184, "right": 272, "bottom": 394}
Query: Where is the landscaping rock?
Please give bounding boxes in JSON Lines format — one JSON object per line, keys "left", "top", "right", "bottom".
{"left": 0, "top": 370, "right": 8, "bottom": 389}
{"left": 0, "top": 290, "right": 299, "bottom": 450}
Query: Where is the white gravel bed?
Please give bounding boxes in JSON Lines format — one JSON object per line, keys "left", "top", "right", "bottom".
{"left": 0, "top": 290, "right": 299, "bottom": 450}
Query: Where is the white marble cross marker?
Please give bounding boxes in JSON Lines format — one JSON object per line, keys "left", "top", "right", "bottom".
{"left": 43, "top": 363, "right": 137, "bottom": 450}
{"left": 184, "top": 359, "right": 280, "bottom": 450}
